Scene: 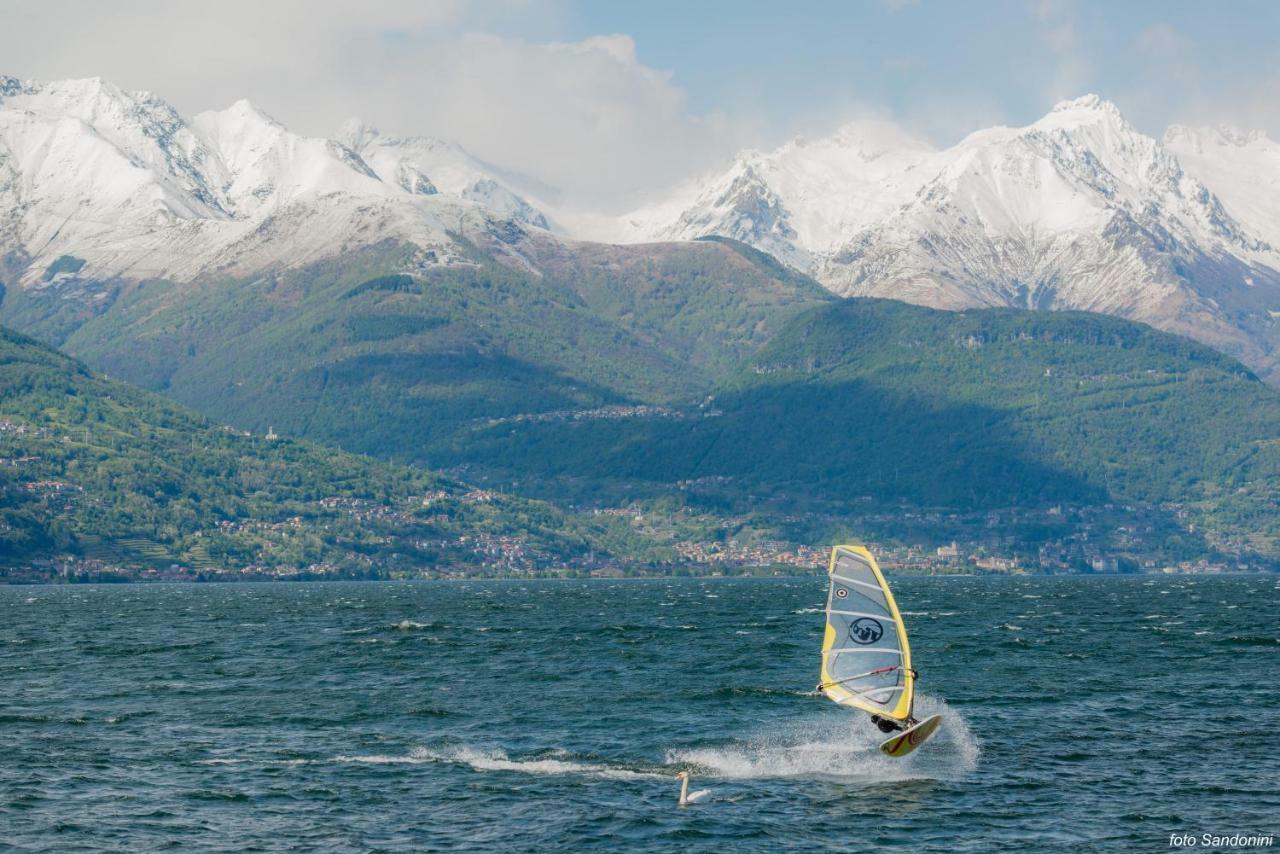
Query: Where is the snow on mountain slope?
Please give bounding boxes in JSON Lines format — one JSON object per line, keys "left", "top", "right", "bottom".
{"left": 618, "top": 117, "right": 939, "bottom": 268}
{"left": 819, "top": 97, "right": 1280, "bottom": 379}
{"left": 0, "top": 76, "right": 546, "bottom": 287}
{"left": 1165, "top": 124, "right": 1280, "bottom": 252}
{"left": 628, "top": 95, "right": 1280, "bottom": 382}
{"left": 338, "top": 120, "right": 554, "bottom": 230}
{"left": 823, "top": 96, "right": 1270, "bottom": 293}
{"left": 0, "top": 75, "right": 227, "bottom": 249}
{"left": 192, "top": 101, "right": 390, "bottom": 219}
{"left": 4, "top": 73, "right": 1280, "bottom": 382}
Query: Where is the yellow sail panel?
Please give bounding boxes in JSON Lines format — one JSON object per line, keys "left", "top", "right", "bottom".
{"left": 818, "top": 545, "right": 914, "bottom": 721}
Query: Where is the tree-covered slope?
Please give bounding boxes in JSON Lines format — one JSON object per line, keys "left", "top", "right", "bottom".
{"left": 445, "top": 299, "right": 1280, "bottom": 554}
{"left": 0, "top": 326, "right": 650, "bottom": 579}
{"left": 2, "top": 237, "right": 831, "bottom": 461}
{"left": 726, "top": 300, "right": 1280, "bottom": 504}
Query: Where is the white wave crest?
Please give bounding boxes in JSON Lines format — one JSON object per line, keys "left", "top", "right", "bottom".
{"left": 339, "top": 746, "right": 666, "bottom": 781}
{"left": 195, "top": 757, "right": 310, "bottom": 767}
{"left": 666, "top": 695, "right": 979, "bottom": 783}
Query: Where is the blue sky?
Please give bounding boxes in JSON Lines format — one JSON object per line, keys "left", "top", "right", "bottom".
{"left": 554, "top": 0, "right": 1280, "bottom": 143}
{"left": 2, "top": 0, "right": 1276, "bottom": 208}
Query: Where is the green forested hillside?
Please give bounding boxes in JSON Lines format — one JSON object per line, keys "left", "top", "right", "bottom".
{"left": 5, "top": 234, "right": 1279, "bottom": 569}
{"left": 444, "top": 300, "right": 1280, "bottom": 555}
{"left": 3, "top": 237, "right": 831, "bottom": 461}
{"left": 0, "top": 326, "right": 653, "bottom": 579}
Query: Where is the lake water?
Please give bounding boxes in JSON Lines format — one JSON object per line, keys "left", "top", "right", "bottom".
{"left": 2, "top": 576, "right": 1278, "bottom": 851}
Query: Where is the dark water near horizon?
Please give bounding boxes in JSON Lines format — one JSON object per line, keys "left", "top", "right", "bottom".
{"left": 2, "top": 576, "right": 1278, "bottom": 852}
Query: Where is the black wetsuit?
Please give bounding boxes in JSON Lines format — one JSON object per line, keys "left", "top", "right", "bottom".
{"left": 871, "top": 715, "right": 901, "bottom": 733}
{"left": 871, "top": 714, "right": 919, "bottom": 733}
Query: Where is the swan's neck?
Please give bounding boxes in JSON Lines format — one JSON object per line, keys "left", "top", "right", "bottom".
{"left": 679, "top": 775, "right": 689, "bottom": 804}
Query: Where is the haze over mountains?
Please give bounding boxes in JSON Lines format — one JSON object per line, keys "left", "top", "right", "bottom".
{"left": 2, "top": 75, "right": 1280, "bottom": 384}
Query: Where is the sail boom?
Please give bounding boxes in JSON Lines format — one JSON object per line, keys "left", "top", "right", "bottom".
{"left": 824, "top": 647, "right": 904, "bottom": 656}
{"left": 831, "top": 685, "right": 903, "bottom": 703}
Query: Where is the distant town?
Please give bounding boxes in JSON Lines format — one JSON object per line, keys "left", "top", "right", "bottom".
{"left": 2, "top": 412, "right": 1265, "bottom": 582}
{"left": 2, "top": 493, "right": 1264, "bottom": 584}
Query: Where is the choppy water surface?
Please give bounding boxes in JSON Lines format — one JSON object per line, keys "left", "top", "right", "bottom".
{"left": 2, "top": 576, "right": 1278, "bottom": 851}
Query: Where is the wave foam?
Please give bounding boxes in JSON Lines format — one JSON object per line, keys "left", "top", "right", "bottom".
{"left": 329, "top": 696, "right": 979, "bottom": 787}
{"left": 338, "top": 746, "right": 666, "bottom": 780}
{"left": 667, "top": 695, "right": 979, "bottom": 783}
{"left": 195, "top": 757, "right": 310, "bottom": 767}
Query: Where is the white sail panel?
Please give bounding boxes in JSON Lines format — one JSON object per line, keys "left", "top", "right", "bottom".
{"left": 818, "top": 545, "right": 915, "bottom": 721}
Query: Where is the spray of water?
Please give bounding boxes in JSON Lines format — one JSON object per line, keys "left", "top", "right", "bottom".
{"left": 665, "top": 694, "right": 980, "bottom": 783}
{"left": 337, "top": 746, "right": 668, "bottom": 780}
{"left": 346, "top": 695, "right": 980, "bottom": 788}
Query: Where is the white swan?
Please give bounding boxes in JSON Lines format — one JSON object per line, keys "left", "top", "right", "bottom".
{"left": 676, "top": 771, "right": 711, "bottom": 806}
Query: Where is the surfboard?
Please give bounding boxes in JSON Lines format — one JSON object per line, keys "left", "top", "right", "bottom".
{"left": 878, "top": 713, "right": 942, "bottom": 757}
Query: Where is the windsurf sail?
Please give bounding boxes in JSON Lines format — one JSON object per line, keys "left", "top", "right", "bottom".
{"left": 818, "top": 545, "right": 915, "bottom": 722}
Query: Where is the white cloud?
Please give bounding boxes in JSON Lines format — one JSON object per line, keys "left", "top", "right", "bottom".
{"left": 900, "top": 92, "right": 1010, "bottom": 146}
{"left": 1169, "top": 75, "right": 1280, "bottom": 140}
{"left": 371, "top": 33, "right": 741, "bottom": 209}
{"left": 1034, "top": 0, "right": 1091, "bottom": 102}
{"left": 1117, "top": 23, "right": 1280, "bottom": 141}
{"left": 0, "top": 0, "right": 741, "bottom": 211}
{"left": 4, "top": 0, "right": 1271, "bottom": 214}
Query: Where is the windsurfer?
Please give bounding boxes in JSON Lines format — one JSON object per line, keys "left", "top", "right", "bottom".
{"left": 871, "top": 714, "right": 918, "bottom": 733}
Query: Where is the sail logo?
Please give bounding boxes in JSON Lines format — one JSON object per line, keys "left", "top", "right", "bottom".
{"left": 849, "top": 617, "right": 884, "bottom": 644}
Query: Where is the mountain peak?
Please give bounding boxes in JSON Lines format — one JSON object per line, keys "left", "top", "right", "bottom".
{"left": 0, "top": 74, "right": 163, "bottom": 121}
{"left": 337, "top": 117, "right": 380, "bottom": 150}
{"left": 1050, "top": 93, "right": 1118, "bottom": 114}
{"left": 218, "top": 98, "right": 281, "bottom": 128}
{"left": 1027, "top": 94, "right": 1136, "bottom": 140}
{"left": 42, "top": 75, "right": 145, "bottom": 107}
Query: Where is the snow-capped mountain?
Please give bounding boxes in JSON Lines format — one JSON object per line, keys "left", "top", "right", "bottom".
{"left": 617, "top": 118, "right": 942, "bottom": 271}
{"left": 337, "top": 120, "right": 555, "bottom": 231}
{"left": 190, "top": 101, "right": 390, "bottom": 219}
{"left": 627, "top": 95, "right": 1280, "bottom": 382}
{"left": 820, "top": 98, "right": 1278, "bottom": 323}
{"left": 0, "top": 76, "right": 548, "bottom": 287}
{"left": 4, "top": 74, "right": 1280, "bottom": 383}
{"left": 0, "top": 76, "right": 224, "bottom": 240}
{"left": 1164, "top": 124, "right": 1280, "bottom": 252}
